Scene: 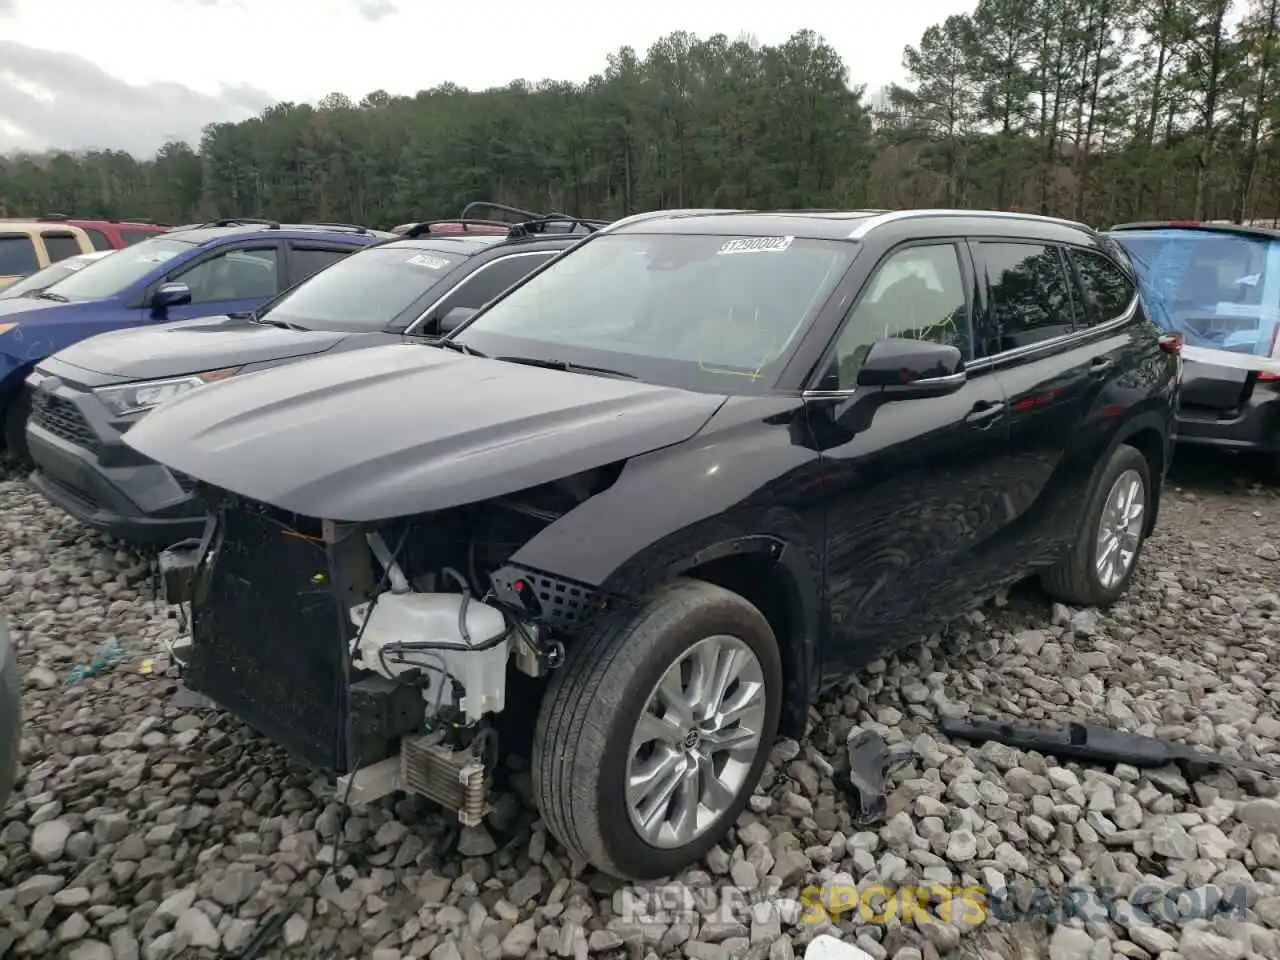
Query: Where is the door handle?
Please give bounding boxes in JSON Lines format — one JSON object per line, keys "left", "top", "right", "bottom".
{"left": 1089, "top": 357, "right": 1116, "bottom": 376}
{"left": 965, "top": 400, "right": 1006, "bottom": 426}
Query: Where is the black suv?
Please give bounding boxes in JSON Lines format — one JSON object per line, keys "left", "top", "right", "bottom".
{"left": 125, "top": 208, "right": 1178, "bottom": 881}
{"left": 24, "top": 205, "right": 605, "bottom": 544}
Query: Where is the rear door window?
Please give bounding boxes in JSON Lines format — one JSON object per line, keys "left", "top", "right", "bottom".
{"left": 976, "top": 242, "right": 1077, "bottom": 354}
{"left": 426, "top": 252, "right": 558, "bottom": 321}
{"left": 42, "top": 231, "right": 85, "bottom": 263}
{"left": 121, "top": 229, "right": 159, "bottom": 246}
{"left": 1068, "top": 248, "right": 1137, "bottom": 327}
{"left": 288, "top": 245, "right": 352, "bottom": 285}
{"left": 82, "top": 228, "right": 114, "bottom": 251}
{"left": 0, "top": 234, "right": 39, "bottom": 276}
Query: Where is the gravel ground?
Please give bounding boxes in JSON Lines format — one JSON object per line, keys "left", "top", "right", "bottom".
{"left": 1, "top": 452, "right": 1278, "bottom": 960}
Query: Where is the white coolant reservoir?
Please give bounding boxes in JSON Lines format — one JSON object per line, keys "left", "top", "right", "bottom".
{"left": 349, "top": 592, "right": 511, "bottom": 723}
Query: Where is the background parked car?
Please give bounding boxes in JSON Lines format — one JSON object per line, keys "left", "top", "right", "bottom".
{"left": 0, "top": 221, "right": 96, "bottom": 290}
{"left": 22, "top": 215, "right": 171, "bottom": 251}
{"left": 0, "top": 218, "right": 391, "bottom": 462}
{"left": 122, "top": 207, "right": 1178, "bottom": 880}
{"left": 1108, "top": 221, "right": 1280, "bottom": 462}
{"left": 0, "top": 250, "right": 116, "bottom": 301}
{"left": 25, "top": 207, "right": 606, "bottom": 543}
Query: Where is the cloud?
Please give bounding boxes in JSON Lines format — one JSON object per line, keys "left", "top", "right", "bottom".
{"left": 355, "top": 0, "right": 397, "bottom": 22}
{"left": 0, "top": 42, "right": 273, "bottom": 157}
{"left": 0, "top": 0, "right": 15, "bottom": 16}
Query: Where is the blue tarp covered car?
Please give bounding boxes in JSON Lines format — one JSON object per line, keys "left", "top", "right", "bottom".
{"left": 1107, "top": 222, "right": 1280, "bottom": 456}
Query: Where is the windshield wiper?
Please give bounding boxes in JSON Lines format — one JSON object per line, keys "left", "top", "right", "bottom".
{"left": 34, "top": 291, "right": 69, "bottom": 302}
{"left": 432, "top": 338, "right": 487, "bottom": 358}
{"left": 251, "top": 316, "right": 308, "bottom": 331}
{"left": 495, "top": 355, "right": 637, "bottom": 379}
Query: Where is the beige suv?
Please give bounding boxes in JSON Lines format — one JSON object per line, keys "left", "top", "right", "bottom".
{"left": 0, "top": 221, "right": 96, "bottom": 290}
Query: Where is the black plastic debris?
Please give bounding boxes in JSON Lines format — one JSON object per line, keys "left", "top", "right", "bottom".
{"left": 940, "top": 717, "right": 1280, "bottom": 783}
{"left": 837, "top": 730, "right": 914, "bottom": 826}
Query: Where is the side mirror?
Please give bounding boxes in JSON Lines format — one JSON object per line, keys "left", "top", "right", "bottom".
{"left": 855, "top": 338, "right": 966, "bottom": 398}
{"left": 150, "top": 282, "right": 191, "bottom": 312}
{"left": 438, "top": 306, "right": 478, "bottom": 334}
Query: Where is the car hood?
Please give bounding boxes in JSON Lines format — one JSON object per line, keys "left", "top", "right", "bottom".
{"left": 51, "top": 314, "right": 350, "bottom": 380}
{"left": 0, "top": 296, "right": 75, "bottom": 319}
{"left": 123, "top": 343, "right": 727, "bottom": 521}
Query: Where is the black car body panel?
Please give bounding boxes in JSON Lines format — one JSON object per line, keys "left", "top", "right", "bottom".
{"left": 122, "top": 208, "right": 1178, "bottom": 776}
{"left": 0, "top": 618, "right": 20, "bottom": 813}
{"left": 121, "top": 343, "right": 728, "bottom": 521}
{"left": 26, "top": 221, "right": 595, "bottom": 542}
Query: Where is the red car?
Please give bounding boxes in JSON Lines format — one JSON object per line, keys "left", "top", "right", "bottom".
{"left": 30, "top": 216, "right": 171, "bottom": 251}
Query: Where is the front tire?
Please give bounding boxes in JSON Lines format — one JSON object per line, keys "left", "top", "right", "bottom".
{"left": 532, "top": 577, "right": 782, "bottom": 880}
{"left": 1040, "top": 442, "right": 1152, "bottom": 607}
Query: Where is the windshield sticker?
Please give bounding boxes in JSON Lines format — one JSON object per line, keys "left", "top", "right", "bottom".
{"left": 717, "top": 236, "right": 794, "bottom": 256}
{"left": 406, "top": 253, "right": 451, "bottom": 270}
{"left": 63, "top": 261, "right": 88, "bottom": 272}
{"left": 133, "top": 251, "right": 177, "bottom": 264}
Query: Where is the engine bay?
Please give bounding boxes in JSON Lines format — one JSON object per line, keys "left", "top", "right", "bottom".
{"left": 159, "top": 464, "right": 623, "bottom": 823}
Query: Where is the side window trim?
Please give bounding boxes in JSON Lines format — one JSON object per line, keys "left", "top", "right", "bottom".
{"left": 968, "top": 239, "right": 1140, "bottom": 370}
{"left": 803, "top": 238, "right": 975, "bottom": 394}
{"left": 403, "top": 250, "right": 557, "bottom": 336}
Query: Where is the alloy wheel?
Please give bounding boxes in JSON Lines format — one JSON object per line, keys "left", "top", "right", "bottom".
{"left": 625, "top": 633, "right": 767, "bottom": 849}
{"left": 1095, "top": 467, "right": 1145, "bottom": 589}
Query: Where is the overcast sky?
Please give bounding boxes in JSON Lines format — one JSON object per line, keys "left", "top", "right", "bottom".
{"left": 0, "top": 0, "right": 973, "bottom": 158}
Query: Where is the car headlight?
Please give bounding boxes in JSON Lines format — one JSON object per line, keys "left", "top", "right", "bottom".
{"left": 94, "top": 368, "right": 238, "bottom": 417}
{"left": 0, "top": 322, "right": 17, "bottom": 337}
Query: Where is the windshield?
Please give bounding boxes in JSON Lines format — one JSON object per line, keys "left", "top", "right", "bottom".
{"left": 0, "top": 255, "right": 99, "bottom": 300}
{"left": 261, "top": 244, "right": 467, "bottom": 331}
{"left": 453, "top": 232, "right": 856, "bottom": 392}
{"left": 45, "top": 237, "right": 196, "bottom": 301}
{"left": 1109, "top": 228, "right": 1280, "bottom": 359}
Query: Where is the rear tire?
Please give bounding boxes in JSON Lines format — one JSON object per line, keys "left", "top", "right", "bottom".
{"left": 532, "top": 577, "right": 781, "bottom": 880}
{"left": 2, "top": 387, "right": 32, "bottom": 467}
{"left": 1040, "top": 442, "right": 1152, "bottom": 608}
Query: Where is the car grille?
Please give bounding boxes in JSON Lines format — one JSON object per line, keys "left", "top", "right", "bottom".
{"left": 30, "top": 391, "right": 100, "bottom": 453}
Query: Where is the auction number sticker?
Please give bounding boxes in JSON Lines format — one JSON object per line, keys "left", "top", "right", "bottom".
{"left": 134, "top": 250, "right": 178, "bottom": 264}
{"left": 718, "top": 236, "right": 794, "bottom": 255}
{"left": 406, "top": 253, "right": 451, "bottom": 270}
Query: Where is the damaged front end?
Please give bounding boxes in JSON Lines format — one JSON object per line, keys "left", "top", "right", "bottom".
{"left": 159, "top": 469, "right": 621, "bottom": 826}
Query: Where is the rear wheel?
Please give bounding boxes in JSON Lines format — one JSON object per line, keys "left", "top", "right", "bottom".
{"left": 1040, "top": 443, "right": 1152, "bottom": 607}
{"left": 532, "top": 577, "right": 781, "bottom": 879}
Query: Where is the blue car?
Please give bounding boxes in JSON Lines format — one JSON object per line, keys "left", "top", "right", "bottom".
{"left": 0, "top": 219, "right": 392, "bottom": 458}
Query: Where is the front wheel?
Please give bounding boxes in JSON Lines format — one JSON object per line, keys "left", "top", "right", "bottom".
{"left": 532, "top": 577, "right": 782, "bottom": 880}
{"left": 1040, "top": 442, "right": 1152, "bottom": 608}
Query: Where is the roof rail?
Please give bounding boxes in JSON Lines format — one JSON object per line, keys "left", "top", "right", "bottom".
{"left": 506, "top": 214, "right": 610, "bottom": 239}
{"left": 399, "top": 218, "right": 516, "bottom": 239}
{"left": 845, "top": 208, "right": 1090, "bottom": 240}
{"left": 37, "top": 213, "right": 69, "bottom": 221}
{"left": 303, "top": 221, "right": 372, "bottom": 235}
{"left": 460, "top": 201, "right": 559, "bottom": 222}
{"left": 192, "top": 217, "right": 282, "bottom": 229}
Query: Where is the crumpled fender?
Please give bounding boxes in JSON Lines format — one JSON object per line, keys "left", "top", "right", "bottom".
{"left": 504, "top": 396, "right": 828, "bottom": 728}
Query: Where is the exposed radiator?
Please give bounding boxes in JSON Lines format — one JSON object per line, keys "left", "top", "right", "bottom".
{"left": 400, "top": 734, "right": 490, "bottom": 827}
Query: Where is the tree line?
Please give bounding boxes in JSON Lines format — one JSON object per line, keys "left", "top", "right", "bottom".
{"left": 1, "top": 0, "right": 1276, "bottom": 230}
